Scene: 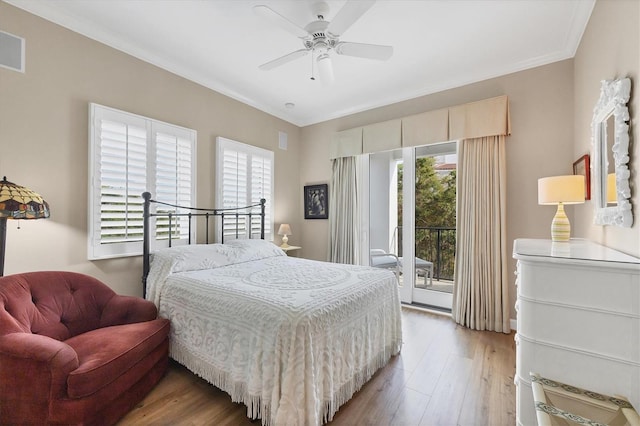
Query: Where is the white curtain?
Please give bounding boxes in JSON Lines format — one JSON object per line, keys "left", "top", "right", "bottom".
{"left": 452, "top": 135, "right": 510, "bottom": 333}
{"left": 328, "top": 157, "right": 359, "bottom": 264}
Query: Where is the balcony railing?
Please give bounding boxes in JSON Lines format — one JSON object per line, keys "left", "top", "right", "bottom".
{"left": 398, "top": 226, "right": 456, "bottom": 281}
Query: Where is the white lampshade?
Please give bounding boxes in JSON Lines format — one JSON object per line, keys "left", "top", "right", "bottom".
{"left": 278, "top": 224, "right": 292, "bottom": 236}
{"left": 538, "top": 175, "right": 585, "bottom": 205}
{"left": 607, "top": 173, "right": 617, "bottom": 204}
{"left": 316, "top": 53, "right": 334, "bottom": 85}
{"left": 538, "top": 175, "right": 585, "bottom": 243}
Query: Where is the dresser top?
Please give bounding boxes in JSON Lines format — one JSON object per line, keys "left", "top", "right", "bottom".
{"left": 513, "top": 238, "right": 640, "bottom": 265}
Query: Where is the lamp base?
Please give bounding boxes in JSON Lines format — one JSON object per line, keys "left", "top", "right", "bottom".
{"left": 0, "top": 217, "right": 5, "bottom": 277}
{"left": 551, "top": 202, "right": 571, "bottom": 242}
{"left": 280, "top": 234, "right": 289, "bottom": 249}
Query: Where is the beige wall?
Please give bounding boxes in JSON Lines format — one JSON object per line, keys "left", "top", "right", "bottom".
{"left": 2, "top": 0, "right": 637, "bottom": 318}
{"left": 300, "top": 60, "right": 576, "bottom": 321}
{"left": 573, "top": 0, "right": 640, "bottom": 257}
{"left": 299, "top": 0, "right": 640, "bottom": 322}
{"left": 0, "top": 3, "right": 301, "bottom": 296}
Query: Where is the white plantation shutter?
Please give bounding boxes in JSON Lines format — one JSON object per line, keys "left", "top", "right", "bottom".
{"left": 222, "top": 148, "right": 248, "bottom": 238}
{"left": 154, "top": 126, "right": 194, "bottom": 242}
{"left": 251, "top": 155, "right": 272, "bottom": 237}
{"left": 222, "top": 148, "right": 248, "bottom": 207}
{"left": 89, "top": 104, "right": 196, "bottom": 259}
{"left": 216, "top": 137, "right": 273, "bottom": 241}
{"left": 97, "top": 118, "right": 147, "bottom": 246}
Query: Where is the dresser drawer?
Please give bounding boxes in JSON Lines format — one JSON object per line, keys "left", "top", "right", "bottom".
{"left": 517, "top": 334, "right": 640, "bottom": 411}
{"left": 517, "top": 261, "right": 639, "bottom": 314}
{"left": 517, "top": 297, "right": 639, "bottom": 362}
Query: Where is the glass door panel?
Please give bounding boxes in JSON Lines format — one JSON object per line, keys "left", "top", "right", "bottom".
{"left": 410, "top": 142, "right": 457, "bottom": 309}
{"left": 367, "top": 142, "right": 457, "bottom": 310}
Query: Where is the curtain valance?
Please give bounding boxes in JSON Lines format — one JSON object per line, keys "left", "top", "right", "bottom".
{"left": 329, "top": 127, "right": 363, "bottom": 159}
{"left": 329, "top": 95, "right": 510, "bottom": 158}
{"left": 402, "top": 108, "right": 449, "bottom": 148}
{"left": 449, "top": 95, "right": 511, "bottom": 140}
{"left": 363, "top": 119, "right": 402, "bottom": 154}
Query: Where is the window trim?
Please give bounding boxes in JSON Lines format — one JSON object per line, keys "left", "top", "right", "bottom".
{"left": 215, "top": 136, "right": 274, "bottom": 242}
{"left": 88, "top": 103, "right": 197, "bottom": 260}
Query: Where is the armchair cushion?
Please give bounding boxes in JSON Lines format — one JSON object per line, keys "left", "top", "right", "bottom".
{"left": 66, "top": 319, "right": 169, "bottom": 398}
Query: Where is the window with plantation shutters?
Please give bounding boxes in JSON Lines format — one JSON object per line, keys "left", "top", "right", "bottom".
{"left": 89, "top": 104, "right": 196, "bottom": 259}
{"left": 216, "top": 137, "right": 273, "bottom": 241}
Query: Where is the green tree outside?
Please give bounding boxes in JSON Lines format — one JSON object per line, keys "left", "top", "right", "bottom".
{"left": 397, "top": 157, "right": 456, "bottom": 280}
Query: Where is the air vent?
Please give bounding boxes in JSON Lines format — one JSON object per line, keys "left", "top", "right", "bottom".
{"left": 0, "top": 31, "right": 25, "bottom": 73}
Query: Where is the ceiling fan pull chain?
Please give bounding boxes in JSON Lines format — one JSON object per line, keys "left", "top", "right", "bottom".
{"left": 310, "top": 50, "right": 316, "bottom": 81}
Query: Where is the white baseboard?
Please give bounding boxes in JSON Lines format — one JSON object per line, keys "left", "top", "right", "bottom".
{"left": 510, "top": 318, "right": 517, "bottom": 330}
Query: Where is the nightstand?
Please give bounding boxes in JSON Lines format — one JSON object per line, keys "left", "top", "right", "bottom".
{"left": 280, "top": 245, "right": 301, "bottom": 255}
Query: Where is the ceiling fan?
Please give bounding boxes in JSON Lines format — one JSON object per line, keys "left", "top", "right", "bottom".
{"left": 253, "top": 0, "right": 393, "bottom": 84}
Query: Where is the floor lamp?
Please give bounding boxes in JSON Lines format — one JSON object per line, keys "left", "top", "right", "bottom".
{"left": 0, "top": 177, "right": 50, "bottom": 276}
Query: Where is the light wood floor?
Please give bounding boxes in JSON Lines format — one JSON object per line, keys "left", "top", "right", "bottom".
{"left": 118, "top": 307, "right": 516, "bottom": 426}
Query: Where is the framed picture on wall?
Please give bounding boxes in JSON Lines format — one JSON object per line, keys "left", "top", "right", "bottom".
{"left": 573, "top": 154, "right": 591, "bottom": 200}
{"left": 304, "top": 184, "right": 328, "bottom": 219}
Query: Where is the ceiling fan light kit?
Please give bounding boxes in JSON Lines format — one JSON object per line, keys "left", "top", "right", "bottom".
{"left": 316, "top": 53, "right": 334, "bottom": 84}
{"left": 254, "top": 0, "right": 393, "bottom": 84}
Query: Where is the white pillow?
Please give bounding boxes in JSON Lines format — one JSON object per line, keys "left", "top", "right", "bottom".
{"left": 155, "top": 243, "right": 238, "bottom": 274}
{"left": 146, "top": 240, "right": 286, "bottom": 305}
{"left": 225, "top": 238, "right": 286, "bottom": 262}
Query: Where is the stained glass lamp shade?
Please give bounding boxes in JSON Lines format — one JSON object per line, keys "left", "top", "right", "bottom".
{"left": 0, "top": 176, "right": 50, "bottom": 276}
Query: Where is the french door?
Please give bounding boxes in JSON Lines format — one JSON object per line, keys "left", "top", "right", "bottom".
{"left": 364, "top": 142, "right": 457, "bottom": 310}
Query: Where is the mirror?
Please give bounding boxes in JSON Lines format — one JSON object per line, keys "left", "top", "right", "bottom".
{"left": 591, "top": 78, "right": 632, "bottom": 227}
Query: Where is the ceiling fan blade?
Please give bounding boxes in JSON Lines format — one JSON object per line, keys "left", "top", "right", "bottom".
{"left": 259, "top": 49, "right": 309, "bottom": 71}
{"left": 335, "top": 42, "right": 393, "bottom": 61}
{"left": 253, "top": 5, "right": 308, "bottom": 38}
{"left": 326, "top": 0, "right": 376, "bottom": 37}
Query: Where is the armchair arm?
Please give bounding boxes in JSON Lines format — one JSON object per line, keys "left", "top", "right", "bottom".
{"left": 0, "top": 333, "right": 79, "bottom": 403}
{"left": 100, "top": 294, "right": 158, "bottom": 327}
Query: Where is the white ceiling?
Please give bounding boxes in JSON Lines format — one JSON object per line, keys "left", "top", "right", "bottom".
{"left": 8, "top": 0, "right": 595, "bottom": 127}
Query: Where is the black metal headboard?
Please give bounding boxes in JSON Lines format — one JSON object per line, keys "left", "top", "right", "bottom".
{"left": 141, "top": 192, "right": 266, "bottom": 297}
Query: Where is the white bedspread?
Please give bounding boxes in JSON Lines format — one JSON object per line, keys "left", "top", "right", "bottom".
{"left": 146, "top": 240, "right": 402, "bottom": 426}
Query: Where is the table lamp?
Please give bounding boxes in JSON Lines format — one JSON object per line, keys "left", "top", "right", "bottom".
{"left": 538, "top": 175, "right": 584, "bottom": 242}
{"left": 0, "top": 176, "right": 50, "bottom": 276}
{"left": 278, "top": 223, "right": 292, "bottom": 248}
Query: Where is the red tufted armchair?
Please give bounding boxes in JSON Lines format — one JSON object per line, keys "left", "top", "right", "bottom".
{"left": 0, "top": 271, "right": 170, "bottom": 425}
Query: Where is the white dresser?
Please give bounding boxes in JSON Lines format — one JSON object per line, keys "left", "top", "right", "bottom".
{"left": 513, "top": 238, "right": 640, "bottom": 426}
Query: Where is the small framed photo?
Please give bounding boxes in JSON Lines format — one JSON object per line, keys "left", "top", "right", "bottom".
{"left": 573, "top": 154, "right": 591, "bottom": 200}
{"left": 304, "top": 184, "right": 328, "bottom": 219}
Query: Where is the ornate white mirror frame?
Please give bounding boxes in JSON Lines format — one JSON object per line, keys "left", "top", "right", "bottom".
{"left": 591, "top": 78, "right": 633, "bottom": 227}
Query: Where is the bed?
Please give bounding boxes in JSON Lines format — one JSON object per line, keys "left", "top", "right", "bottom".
{"left": 141, "top": 193, "right": 403, "bottom": 426}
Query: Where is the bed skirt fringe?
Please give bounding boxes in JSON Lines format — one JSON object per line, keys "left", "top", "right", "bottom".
{"left": 170, "top": 338, "right": 401, "bottom": 426}
{"left": 323, "top": 340, "right": 402, "bottom": 424}
{"left": 170, "top": 345, "right": 271, "bottom": 423}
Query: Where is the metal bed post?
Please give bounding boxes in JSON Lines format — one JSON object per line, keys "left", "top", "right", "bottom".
{"left": 235, "top": 212, "right": 239, "bottom": 240}
{"left": 205, "top": 213, "right": 209, "bottom": 244}
{"left": 221, "top": 213, "right": 225, "bottom": 244}
{"left": 142, "top": 192, "right": 151, "bottom": 298}
{"left": 260, "top": 199, "right": 266, "bottom": 240}
{"left": 188, "top": 213, "right": 192, "bottom": 245}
